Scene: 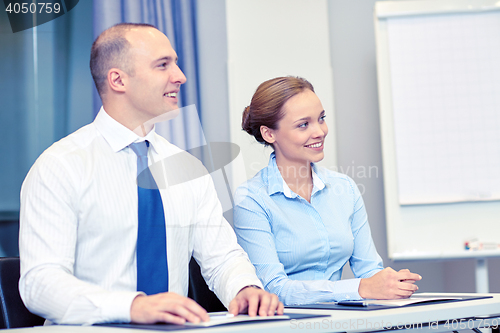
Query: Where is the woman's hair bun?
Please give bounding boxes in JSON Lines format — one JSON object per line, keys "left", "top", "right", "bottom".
{"left": 242, "top": 106, "right": 252, "bottom": 134}
{"left": 241, "top": 76, "right": 314, "bottom": 147}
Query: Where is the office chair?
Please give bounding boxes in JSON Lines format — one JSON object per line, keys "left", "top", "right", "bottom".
{"left": 0, "top": 257, "right": 45, "bottom": 328}
{"left": 188, "top": 257, "right": 226, "bottom": 312}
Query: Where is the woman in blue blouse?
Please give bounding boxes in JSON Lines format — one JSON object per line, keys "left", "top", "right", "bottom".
{"left": 233, "top": 77, "right": 421, "bottom": 305}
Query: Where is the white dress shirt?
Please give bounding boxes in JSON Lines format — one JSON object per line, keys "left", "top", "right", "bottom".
{"left": 19, "top": 108, "right": 262, "bottom": 325}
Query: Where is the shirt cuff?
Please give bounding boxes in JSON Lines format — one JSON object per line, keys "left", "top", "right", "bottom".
{"left": 332, "top": 278, "right": 362, "bottom": 301}
{"left": 224, "top": 275, "right": 264, "bottom": 308}
{"left": 101, "top": 291, "right": 144, "bottom": 323}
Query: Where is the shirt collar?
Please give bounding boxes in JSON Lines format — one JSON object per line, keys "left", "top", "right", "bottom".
{"left": 267, "top": 153, "right": 286, "bottom": 196}
{"left": 94, "top": 107, "right": 160, "bottom": 154}
{"left": 311, "top": 164, "right": 326, "bottom": 195}
{"left": 266, "top": 152, "right": 326, "bottom": 198}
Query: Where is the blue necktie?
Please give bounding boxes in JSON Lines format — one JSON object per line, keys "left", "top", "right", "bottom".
{"left": 130, "top": 141, "right": 168, "bottom": 295}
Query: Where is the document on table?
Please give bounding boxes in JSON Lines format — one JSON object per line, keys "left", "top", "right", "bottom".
{"left": 183, "top": 312, "right": 290, "bottom": 327}
{"left": 97, "top": 312, "right": 330, "bottom": 330}
{"left": 336, "top": 296, "right": 463, "bottom": 307}
{"left": 288, "top": 295, "right": 492, "bottom": 311}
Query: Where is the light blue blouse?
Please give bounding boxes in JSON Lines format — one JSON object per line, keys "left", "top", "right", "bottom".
{"left": 233, "top": 153, "right": 383, "bottom": 305}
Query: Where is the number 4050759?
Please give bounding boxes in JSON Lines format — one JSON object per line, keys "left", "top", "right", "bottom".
{"left": 5, "top": 2, "right": 61, "bottom": 14}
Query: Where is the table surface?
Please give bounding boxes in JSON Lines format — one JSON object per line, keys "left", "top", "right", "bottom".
{"left": 11, "top": 293, "right": 500, "bottom": 333}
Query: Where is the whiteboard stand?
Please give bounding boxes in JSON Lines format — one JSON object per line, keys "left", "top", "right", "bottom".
{"left": 476, "top": 259, "right": 489, "bottom": 293}
{"left": 392, "top": 250, "right": 499, "bottom": 292}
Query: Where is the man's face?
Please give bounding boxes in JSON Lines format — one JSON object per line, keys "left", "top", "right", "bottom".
{"left": 124, "top": 28, "right": 187, "bottom": 124}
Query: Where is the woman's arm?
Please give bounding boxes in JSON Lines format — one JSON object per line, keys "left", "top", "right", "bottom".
{"left": 347, "top": 177, "right": 421, "bottom": 299}
{"left": 233, "top": 187, "right": 363, "bottom": 305}
{"left": 348, "top": 178, "right": 384, "bottom": 278}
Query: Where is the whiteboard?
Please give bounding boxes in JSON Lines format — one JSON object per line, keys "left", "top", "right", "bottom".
{"left": 374, "top": 0, "right": 500, "bottom": 260}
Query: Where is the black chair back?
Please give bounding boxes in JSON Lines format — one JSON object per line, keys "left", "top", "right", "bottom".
{"left": 0, "top": 257, "right": 45, "bottom": 328}
{"left": 188, "top": 257, "right": 226, "bottom": 312}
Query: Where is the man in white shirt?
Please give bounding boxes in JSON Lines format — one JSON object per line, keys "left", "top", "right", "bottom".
{"left": 19, "top": 23, "right": 283, "bottom": 325}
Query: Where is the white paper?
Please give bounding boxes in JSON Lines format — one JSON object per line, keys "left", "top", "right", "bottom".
{"left": 183, "top": 312, "right": 290, "bottom": 327}
{"left": 387, "top": 11, "right": 500, "bottom": 205}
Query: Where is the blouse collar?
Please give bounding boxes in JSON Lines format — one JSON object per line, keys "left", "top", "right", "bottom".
{"left": 266, "top": 152, "right": 327, "bottom": 198}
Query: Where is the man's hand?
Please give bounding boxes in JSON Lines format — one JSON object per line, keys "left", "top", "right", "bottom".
{"left": 358, "top": 267, "right": 422, "bottom": 300}
{"left": 130, "top": 292, "right": 210, "bottom": 325}
{"left": 228, "top": 286, "right": 284, "bottom": 317}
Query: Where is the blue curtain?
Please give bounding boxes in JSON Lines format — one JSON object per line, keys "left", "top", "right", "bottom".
{"left": 92, "top": 0, "right": 204, "bottom": 151}
{"left": 0, "top": 1, "right": 94, "bottom": 256}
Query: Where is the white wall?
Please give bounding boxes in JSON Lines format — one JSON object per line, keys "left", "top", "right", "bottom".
{"left": 225, "top": 0, "right": 337, "bottom": 189}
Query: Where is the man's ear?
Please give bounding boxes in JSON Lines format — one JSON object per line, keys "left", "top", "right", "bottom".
{"left": 260, "top": 125, "right": 276, "bottom": 145}
{"left": 107, "top": 68, "right": 127, "bottom": 93}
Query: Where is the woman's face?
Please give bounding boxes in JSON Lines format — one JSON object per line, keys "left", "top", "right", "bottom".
{"left": 267, "top": 89, "right": 328, "bottom": 169}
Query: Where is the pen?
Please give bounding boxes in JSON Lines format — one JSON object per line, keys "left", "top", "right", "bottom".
{"left": 209, "top": 313, "right": 235, "bottom": 320}
{"left": 337, "top": 300, "right": 367, "bottom": 307}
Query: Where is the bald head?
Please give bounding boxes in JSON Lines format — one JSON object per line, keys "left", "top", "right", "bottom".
{"left": 90, "top": 23, "right": 157, "bottom": 100}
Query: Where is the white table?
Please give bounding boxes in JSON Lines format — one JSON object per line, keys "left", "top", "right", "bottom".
{"left": 11, "top": 293, "right": 500, "bottom": 333}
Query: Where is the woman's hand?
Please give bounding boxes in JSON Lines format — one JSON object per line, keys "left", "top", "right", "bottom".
{"left": 358, "top": 267, "right": 422, "bottom": 299}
